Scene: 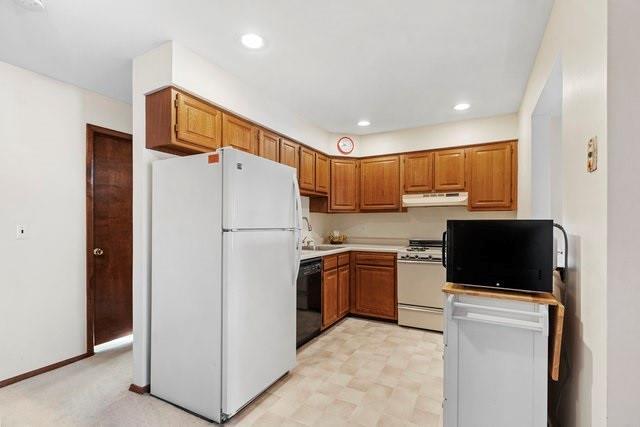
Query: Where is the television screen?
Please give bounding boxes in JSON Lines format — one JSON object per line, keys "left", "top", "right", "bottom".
{"left": 445, "top": 220, "right": 553, "bottom": 293}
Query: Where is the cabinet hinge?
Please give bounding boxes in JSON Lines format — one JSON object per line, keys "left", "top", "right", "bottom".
{"left": 174, "top": 123, "right": 178, "bottom": 134}
{"left": 174, "top": 98, "right": 179, "bottom": 108}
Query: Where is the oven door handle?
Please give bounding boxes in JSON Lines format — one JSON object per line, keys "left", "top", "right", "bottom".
{"left": 441, "top": 231, "right": 447, "bottom": 268}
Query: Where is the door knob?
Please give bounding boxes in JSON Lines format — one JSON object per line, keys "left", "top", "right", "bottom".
{"left": 93, "top": 248, "right": 104, "bottom": 256}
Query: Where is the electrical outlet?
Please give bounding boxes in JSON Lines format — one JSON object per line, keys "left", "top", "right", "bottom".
{"left": 587, "top": 136, "right": 598, "bottom": 172}
{"left": 16, "top": 225, "right": 27, "bottom": 240}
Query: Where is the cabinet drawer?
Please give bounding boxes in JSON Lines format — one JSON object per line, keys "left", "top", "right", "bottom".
{"left": 354, "top": 252, "right": 396, "bottom": 267}
{"left": 323, "top": 255, "right": 338, "bottom": 271}
{"left": 338, "top": 253, "right": 350, "bottom": 267}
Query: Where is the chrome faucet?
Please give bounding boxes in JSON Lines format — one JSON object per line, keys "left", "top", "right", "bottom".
{"left": 302, "top": 216, "right": 312, "bottom": 232}
{"left": 301, "top": 217, "right": 315, "bottom": 249}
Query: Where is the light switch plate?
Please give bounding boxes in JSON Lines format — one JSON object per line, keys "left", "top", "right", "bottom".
{"left": 16, "top": 225, "right": 27, "bottom": 240}
{"left": 587, "top": 136, "right": 598, "bottom": 172}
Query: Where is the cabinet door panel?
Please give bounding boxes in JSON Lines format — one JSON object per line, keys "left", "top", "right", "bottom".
{"left": 353, "top": 264, "right": 396, "bottom": 320}
{"left": 360, "top": 156, "right": 400, "bottom": 210}
{"left": 299, "top": 147, "right": 316, "bottom": 191}
{"left": 434, "top": 148, "right": 466, "bottom": 191}
{"left": 222, "top": 114, "right": 258, "bottom": 154}
{"left": 403, "top": 152, "right": 433, "bottom": 192}
{"left": 279, "top": 139, "right": 299, "bottom": 176}
{"left": 175, "top": 92, "right": 223, "bottom": 151}
{"left": 330, "top": 159, "right": 358, "bottom": 211}
{"left": 338, "top": 265, "right": 350, "bottom": 318}
{"left": 468, "top": 142, "right": 515, "bottom": 210}
{"left": 323, "top": 268, "right": 339, "bottom": 328}
{"left": 315, "top": 153, "right": 329, "bottom": 194}
{"left": 258, "top": 129, "right": 280, "bottom": 162}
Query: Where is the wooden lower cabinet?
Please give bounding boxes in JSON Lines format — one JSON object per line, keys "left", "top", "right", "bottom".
{"left": 352, "top": 252, "right": 397, "bottom": 320}
{"left": 337, "top": 264, "right": 350, "bottom": 317}
{"left": 322, "top": 267, "right": 339, "bottom": 329}
{"left": 322, "top": 254, "right": 351, "bottom": 329}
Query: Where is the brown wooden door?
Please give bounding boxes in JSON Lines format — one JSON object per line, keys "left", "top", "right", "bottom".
{"left": 222, "top": 113, "right": 258, "bottom": 154}
{"left": 88, "top": 125, "right": 133, "bottom": 347}
{"left": 360, "top": 156, "right": 400, "bottom": 210}
{"left": 258, "top": 129, "right": 280, "bottom": 162}
{"left": 337, "top": 264, "right": 350, "bottom": 318}
{"left": 279, "top": 138, "right": 299, "bottom": 175}
{"left": 299, "top": 147, "right": 316, "bottom": 191}
{"left": 468, "top": 141, "right": 516, "bottom": 210}
{"left": 315, "top": 153, "right": 329, "bottom": 194}
{"left": 322, "top": 268, "right": 339, "bottom": 328}
{"left": 434, "top": 148, "right": 466, "bottom": 191}
{"left": 330, "top": 159, "right": 359, "bottom": 211}
{"left": 403, "top": 152, "right": 433, "bottom": 192}
{"left": 174, "top": 91, "right": 223, "bottom": 152}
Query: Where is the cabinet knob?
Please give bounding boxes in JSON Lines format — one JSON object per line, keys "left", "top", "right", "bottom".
{"left": 93, "top": 248, "right": 104, "bottom": 256}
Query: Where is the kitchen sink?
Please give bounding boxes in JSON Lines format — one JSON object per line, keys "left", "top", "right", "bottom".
{"left": 301, "top": 245, "right": 340, "bottom": 251}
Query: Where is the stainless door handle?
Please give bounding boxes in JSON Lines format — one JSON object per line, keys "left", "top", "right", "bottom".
{"left": 93, "top": 248, "right": 104, "bottom": 256}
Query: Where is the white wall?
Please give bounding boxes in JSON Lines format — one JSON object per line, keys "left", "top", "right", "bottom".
{"left": 0, "top": 60, "right": 132, "bottom": 381}
{"left": 607, "top": 1, "right": 640, "bottom": 424}
{"left": 131, "top": 41, "right": 333, "bottom": 386}
{"left": 517, "top": 0, "right": 608, "bottom": 425}
{"left": 325, "top": 114, "right": 518, "bottom": 157}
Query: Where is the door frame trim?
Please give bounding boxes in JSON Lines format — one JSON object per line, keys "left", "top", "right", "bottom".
{"left": 86, "top": 124, "right": 133, "bottom": 354}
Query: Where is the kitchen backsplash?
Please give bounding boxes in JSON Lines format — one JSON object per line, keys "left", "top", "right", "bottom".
{"left": 302, "top": 200, "right": 516, "bottom": 245}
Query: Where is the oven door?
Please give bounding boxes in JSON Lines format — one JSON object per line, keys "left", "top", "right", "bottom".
{"left": 397, "top": 260, "right": 446, "bottom": 308}
{"left": 397, "top": 260, "right": 446, "bottom": 332}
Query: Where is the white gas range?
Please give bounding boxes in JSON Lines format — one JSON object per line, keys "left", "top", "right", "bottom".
{"left": 397, "top": 239, "right": 445, "bottom": 332}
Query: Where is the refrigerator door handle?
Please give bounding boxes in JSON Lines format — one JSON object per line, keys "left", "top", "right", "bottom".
{"left": 292, "top": 175, "right": 302, "bottom": 285}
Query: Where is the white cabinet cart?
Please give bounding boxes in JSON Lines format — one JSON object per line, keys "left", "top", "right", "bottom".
{"left": 442, "top": 284, "right": 563, "bottom": 427}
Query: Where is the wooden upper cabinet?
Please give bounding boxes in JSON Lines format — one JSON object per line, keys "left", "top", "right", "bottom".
{"left": 403, "top": 152, "right": 433, "bottom": 193}
{"left": 222, "top": 113, "right": 258, "bottom": 155}
{"left": 279, "top": 138, "right": 299, "bottom": 175}
{"left": 299, "top": 147, "right": 316, "bottom": 191}
{"left": 258, "top": 129, "right": 280, "bottom": 162}
{"left": 434, "top": 148, "right": 466, "bottom": 191}
{"left": 330, "top": 159, "right": 359, "bottom": 211}
{"left": 315, "top": 153, "right": 329, "bottom": 194}
{"left": 467, "top": 141, "right": 516, "bottom": 211}
{"left": 146, "top": 88, "right": 223, "bottom": 155}
{"left": 360, "top": 156, "right": 400, "bottom": 210}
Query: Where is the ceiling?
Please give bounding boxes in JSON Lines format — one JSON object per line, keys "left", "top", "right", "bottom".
{"left": 0, "top": 0, "right": 553, "bottom": 135}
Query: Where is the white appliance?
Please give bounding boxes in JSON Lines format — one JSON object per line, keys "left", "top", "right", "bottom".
{"left": 397, "top": 239, "right": 445, "bottom": 332}
{"left": 150, "top": 148, "right": 302, "bottom": 423}
{"left": 402, "top": 192, "right": 468, "bottom": 207}
{"left": 443, "top": 293, "right": 549, "bottom": 426}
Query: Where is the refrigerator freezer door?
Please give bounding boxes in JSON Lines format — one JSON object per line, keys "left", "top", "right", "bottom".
{"left": 222, "top": 148, "right": 298, "bottom": 230}
{"left": 222, "top": 230, "right": 297, "bottom": 417}
{"left": 151, "top": 153, "right": 223, "bottom": 422}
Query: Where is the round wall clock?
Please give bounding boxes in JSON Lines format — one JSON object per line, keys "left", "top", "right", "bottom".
{"left": 337, "top": 136, "right": 354, "bottom": 155}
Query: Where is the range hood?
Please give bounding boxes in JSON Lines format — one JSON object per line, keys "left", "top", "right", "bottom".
{"left": 402, "top": 192, "right": 468, "bottom": 207}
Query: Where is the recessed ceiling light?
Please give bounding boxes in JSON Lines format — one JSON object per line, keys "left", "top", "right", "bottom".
{"left": 357, "top": 120, "right": 371, "bottom": 127}
{"left": 14, "top": 0, "right": 45, "bottom": 10}
{"left": 241, "top": 33, "right": 264, "bottom": 49}
{"left": 453, "top": 103, "right": 470, "bottom": 111}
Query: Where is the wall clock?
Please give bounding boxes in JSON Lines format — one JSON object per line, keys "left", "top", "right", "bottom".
{"left": 337, "top": 136, "right": 354, "bottom": 155}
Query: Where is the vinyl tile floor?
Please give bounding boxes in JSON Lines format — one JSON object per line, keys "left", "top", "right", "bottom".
{"left": 0, "top": 318, "right": 443, "bottom": 426}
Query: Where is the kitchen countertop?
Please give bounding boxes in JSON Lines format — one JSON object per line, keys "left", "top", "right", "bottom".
{"left": 300, "top": 243, "right": 404, "bottom": 260}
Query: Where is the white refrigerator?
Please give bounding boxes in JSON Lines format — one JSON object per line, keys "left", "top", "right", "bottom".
{"left": 150, "top": 148, "right": 302, "bottom": 423}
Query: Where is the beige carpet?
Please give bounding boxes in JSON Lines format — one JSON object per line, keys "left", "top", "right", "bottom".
{"left": 0, "top": 318, "right": 443, "bottom": 426}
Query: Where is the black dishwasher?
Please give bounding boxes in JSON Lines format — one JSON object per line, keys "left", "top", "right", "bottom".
{"left": 296, "top": 258, "right": 322, "bottom": 348}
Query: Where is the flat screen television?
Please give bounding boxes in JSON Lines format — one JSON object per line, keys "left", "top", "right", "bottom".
{"left": 444, "top": 220, "right": 553, "bottom": 293}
